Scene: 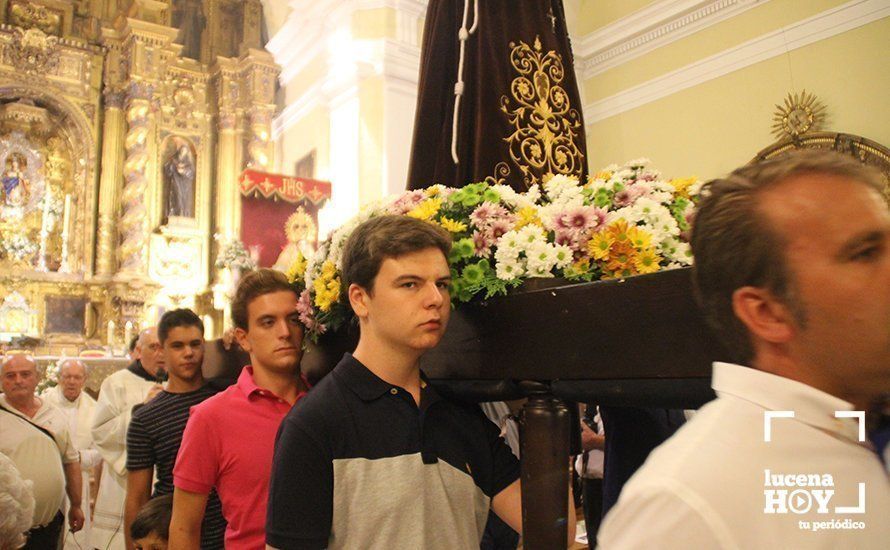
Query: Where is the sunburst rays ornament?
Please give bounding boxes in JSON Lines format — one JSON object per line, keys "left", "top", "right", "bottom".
{"left": 772, "top": 90, "right": 826, "bottom": 140}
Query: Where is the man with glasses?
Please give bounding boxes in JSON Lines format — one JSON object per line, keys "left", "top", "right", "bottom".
{"left": 42, "top": 359, "right": 103, "bottom": 549}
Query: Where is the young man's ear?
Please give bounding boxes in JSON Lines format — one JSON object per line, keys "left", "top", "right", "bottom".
{"left": 233, "top": 327, "right": 251, "bottom": 353}
{"left": 348, "top": 283, "right": 370, "bottom": 319}
{"left": 732, "top": 286, "right": 795, "bottom": 344}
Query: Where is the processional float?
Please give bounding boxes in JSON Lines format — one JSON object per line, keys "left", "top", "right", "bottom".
{"left": 300, "top": 1, "right": 727, "bottom": 548}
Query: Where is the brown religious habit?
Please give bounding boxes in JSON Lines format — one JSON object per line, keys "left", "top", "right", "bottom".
{"left": 406, "top": 0, "right": 588, "bottom": 192}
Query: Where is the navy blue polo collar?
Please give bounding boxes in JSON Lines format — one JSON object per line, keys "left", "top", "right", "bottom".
{"left": 334, "top": 353, "right": 437, "bottom": 404}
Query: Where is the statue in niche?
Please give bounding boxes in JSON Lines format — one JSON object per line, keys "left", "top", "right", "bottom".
{"left": 1, "top": 153, "right": 30, "bottom": 208}
{"left": 163, "top": 143, "right": 196, "bottom": 218}
{"left": 173, "top": 0, "right": 206, "bottom": 61}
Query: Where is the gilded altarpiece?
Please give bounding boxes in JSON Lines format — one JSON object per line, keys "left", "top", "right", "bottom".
{"left": 0, "top": 0, "right": 279, "bottom": 354}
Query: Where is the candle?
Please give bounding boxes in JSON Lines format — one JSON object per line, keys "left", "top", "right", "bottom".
{"left": 124, "top": 321, "right": 134, "bottom": 347}
{"left": 42, "top": 187, "right": 52, "bottom": 226}
{"left": 62, "top": 194, "right": 71, "bottom": 235}
{"left": 107, "top": 320, "right": 115, "bottom": 346}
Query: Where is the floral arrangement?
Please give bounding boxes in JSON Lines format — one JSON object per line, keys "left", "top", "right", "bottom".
{"left": 286, "top": 159, "right": 702, "bottom": 340}
{"left": 0, "top": 231, "right": 38, "bottom": 263}
{"left": 214, "top": 236, "right": 258, "bottom": 272}
{"left": 36, "top": 359, "right": 62, "bottom": 394}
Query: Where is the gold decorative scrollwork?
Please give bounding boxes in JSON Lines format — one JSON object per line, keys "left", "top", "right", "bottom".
{"left": 483, "top": 162, "right": 511, "bottom": 187}
{"left": 8, "top": 28, "right": 61, "bottom": 74}
{"left": 499, "top": 36, "right": 584, "bottom": 188}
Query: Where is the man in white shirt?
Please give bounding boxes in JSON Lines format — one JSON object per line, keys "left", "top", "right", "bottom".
{"left": 43, "top": 359, "right": 102, "bottom": 549}
{"left": 90, "top": 328, "right": 164, "bottom": 550}
{"left": 1, "top": 354, "right": 85, "bottom": 547}
{"left": 598, "top": 150, "right": 890, "bottom": 549}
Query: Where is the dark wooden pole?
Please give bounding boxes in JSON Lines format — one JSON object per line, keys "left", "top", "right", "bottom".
{"left": 519, "top": 383, "right": 571, "bottom": 549}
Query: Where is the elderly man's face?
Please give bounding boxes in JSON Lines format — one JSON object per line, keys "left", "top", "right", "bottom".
{"left": 1, "top": 355, "right": 38, "bottom": 402}
{"left": 59, "top": 361, "right": 87, "bottom": 401}
{"left": 761, "top": 174, "right": 890, "bottom": 399}
{"left": 137, "top": 328, "right": 165, "bottom": 378}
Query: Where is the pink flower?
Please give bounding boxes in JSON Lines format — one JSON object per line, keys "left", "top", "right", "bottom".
{"left": 554, "top": 228, "right": 580, "bottom": 248}
{"left": 613, "top": 188, "right": 644, "bottom": 207}
{"left": 470, "top": 202, "right": 495, "bottom": 227}
{"left": 388, "top": 190, "right": 425, "bottom": 215}
{"left": 296, "top": 289, "right": 326, "bottom": 334}
{"left": 488, "top": 218, "right": 512, "bottom": 239}
{"left": 554, "top": 206, "right": 606, "bottom": 231}
{"left": 472, "top": 230, "right": 493, "bottom": 258}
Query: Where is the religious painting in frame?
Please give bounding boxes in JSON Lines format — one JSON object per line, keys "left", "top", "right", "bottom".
{"left": 44, "top": 295, "right": 87, "bottom": 335}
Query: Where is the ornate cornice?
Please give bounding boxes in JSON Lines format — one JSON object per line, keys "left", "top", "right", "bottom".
{"left": 575, "top": 0, "right": 768, "bottom": 79}
{"left": 582, "top": 0, "right": 890, "bottom": 124}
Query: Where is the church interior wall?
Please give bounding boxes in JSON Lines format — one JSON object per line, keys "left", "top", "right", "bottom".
{"left": 580, "top": 0, "right": 888, "bottom": 181}
{"left": 576, "top": 0, "right": 653, "bottom": 37}
{"left": 581, "top": 0, "right": 849, "bottom": 102}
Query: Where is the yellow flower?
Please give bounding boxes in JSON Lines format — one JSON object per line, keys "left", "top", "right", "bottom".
{"left": 425, "top": 186, "right": 441, "bottom": 197}
{"left": 514, "top": 206, "right": 543, "bottom": 229}
{"left": 439, "top": 216, "right": 467, "bottom": 233}
{"left": 407, "top": 198, "right": 442, "bottom": 221}
{"left": 285, "top": 252, "right": 307, "bottom": 283}
{"left": 593, "top": 170, "right": 612, "bottom": 181}
{"left": 606, "top": 241, "right": 638, "bottom": 273}
{"left": 572, "top": 258, "right": 590, "bottom": 272}
{"left": 626, "top": 226, "right": 653, "bottom": 250}
{"left": 606, "top": 219, "right": 630, "bottom": 243}
{"left": 314, "top": 260, "right": 342, "bottom": 312}
{"left": 633, "top": 248, "right": 662, "bottom": 274}
{"left": 669, "top": 177, "right": 697, "bottom": 199}
{"left": 587, "top": 230, "right": 614, "bottom": 260}
{"left": 321, "top": 260, "right": 338, "bottom": 280}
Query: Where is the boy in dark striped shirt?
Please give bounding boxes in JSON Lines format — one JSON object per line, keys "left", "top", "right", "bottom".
{"left": 125, "top": 309, "right": 226, "bottom": 549}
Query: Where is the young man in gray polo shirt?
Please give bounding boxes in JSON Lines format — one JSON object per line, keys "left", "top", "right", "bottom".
{"left": 267, "top": 216, "right": 549, "bottom": 549}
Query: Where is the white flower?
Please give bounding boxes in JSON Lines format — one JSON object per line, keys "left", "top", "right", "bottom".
{"left": 552, "top": 244, "right": 573, "bottom": 269}
{"left": 495, "top": 257, "right": 524, "bottom": 281}
{"left": 624, "top": 158, "right": 651, "bottom": 168}
{"left": 543, "top": 175, "right": 581, "bottom": 203}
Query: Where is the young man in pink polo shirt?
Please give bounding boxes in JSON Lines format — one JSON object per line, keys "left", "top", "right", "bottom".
{"left": 170, "top": 269, "right": 309, "bottom": 549}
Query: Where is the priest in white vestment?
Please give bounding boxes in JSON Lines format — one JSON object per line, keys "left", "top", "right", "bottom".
{"left": 42, "top": 359, "right": 102, "bottom": 549}
{"left": 90, "top": 329, "right": 164, "bottom": 550}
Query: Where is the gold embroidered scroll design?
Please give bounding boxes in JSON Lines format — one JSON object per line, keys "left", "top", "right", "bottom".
{"left": 498, "top": 36, "right": 584, "bottom": 188}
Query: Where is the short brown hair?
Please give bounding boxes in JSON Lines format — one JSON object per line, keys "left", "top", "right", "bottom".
{"left": 158, "top": 308, "right": 203, "bottom": 344}
{"left": 691, "top": 149, "right": 884, "bottom": 363}
{"left": 130, "top": 494, "right": 172, "bottom": 541}
{"left": 231, "top": 268, "right": 295, "bottom": 330}
{"left": 341, "top": 215, "right": 452, "bottom": 294}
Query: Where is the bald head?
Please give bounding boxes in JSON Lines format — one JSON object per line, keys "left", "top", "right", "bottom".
{"left": 1, "top": 354, "right": 38, "bottom": 407}
{"left": 135, "top": 327, "right": 165, "bottom": 378}
{"left": 59, "top": 359, "right": 87, "bottom": 402}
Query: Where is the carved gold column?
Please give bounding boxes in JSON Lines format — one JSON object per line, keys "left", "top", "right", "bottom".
{"left": 97, "top": 84, "right": 127, "bottom": 276}
{"left": 118, "top": 80, "right": 153, "bottom": 273}
{"left": 241, "top": 49, "right": 278, "bottom": 171}
{"left": 212, "top": 59, "right": 245, "bottom": 241}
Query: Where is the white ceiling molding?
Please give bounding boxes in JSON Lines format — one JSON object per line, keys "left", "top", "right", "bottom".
{"left": 582, "top": 0, "right": 889, "bottom": 125}
{"left": 576, "top": 0, "right": 768, "bottom": 79}
{"left": 272, "top": 81, "right": 323, "bottom": 139}
{"left": 272, "top": 37, "right": 421, "bottom": 138}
